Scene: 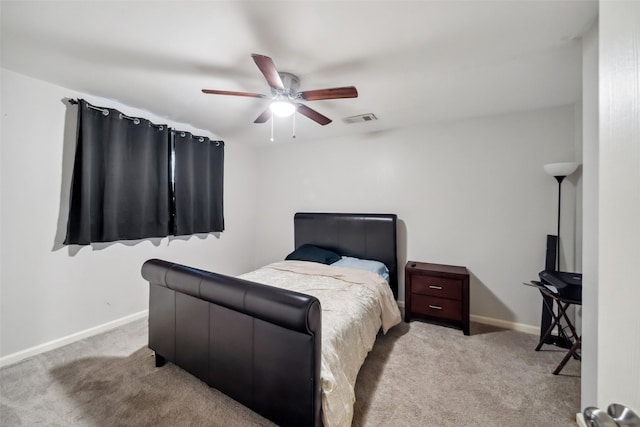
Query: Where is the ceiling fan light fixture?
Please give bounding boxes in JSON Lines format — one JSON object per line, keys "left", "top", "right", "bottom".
{"left": 270, "top": 100, "right": 296, "bottom": 117}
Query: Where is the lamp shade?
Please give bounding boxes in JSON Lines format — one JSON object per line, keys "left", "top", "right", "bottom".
{"left": 543, "top": 162, "right": 579, "bottom": 177}
{"left": 270, "top": 100, "right": 296, "bottom": 117}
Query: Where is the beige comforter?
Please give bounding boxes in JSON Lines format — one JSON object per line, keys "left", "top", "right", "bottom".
{"left": 239, "top": 260, "right": 401, "bottom": 427}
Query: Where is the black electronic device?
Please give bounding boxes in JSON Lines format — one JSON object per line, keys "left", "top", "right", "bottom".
{"left": 537, "top": 235, "right": 583, "bottom": 349}
{"left": 538, "top": 270, "right": 582, "bottom": 301}
{"left": 545, "top": 235, "right": 558, "bottom": 270}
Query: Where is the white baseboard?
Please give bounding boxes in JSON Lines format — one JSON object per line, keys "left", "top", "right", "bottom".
{"left": 576, "top": 412, "right": 587, "bottom": 427}
{"left": 0, "top": 310, "right": 148, "bottom": 368}
{"left": 397, "top": 300, "right": 540, "bottom": 335}
{"left": 1, "top": 308, "right": 541, "bottom": 368}
{"left": 470, "top": 313, "right": 540, "bottom": 335}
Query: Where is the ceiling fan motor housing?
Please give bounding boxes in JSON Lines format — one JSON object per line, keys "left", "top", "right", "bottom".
{"left": 273, "top": 72, "right": 300, "bottom": 98}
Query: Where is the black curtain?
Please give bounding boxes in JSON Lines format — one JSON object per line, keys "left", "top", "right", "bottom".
{"left": 64, "top": 99, "right": 171, "bottom": 244}
{"left": 173, "top": 132, "right": 224, "bottom": 235}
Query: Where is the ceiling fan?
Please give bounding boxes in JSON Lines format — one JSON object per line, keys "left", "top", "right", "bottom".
{"left": 202, "top": 54, "right": 358, "bottom": 126}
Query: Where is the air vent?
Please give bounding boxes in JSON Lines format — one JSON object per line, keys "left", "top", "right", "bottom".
{"left": 342, "top": 113, "right": 378, "bottom": 124}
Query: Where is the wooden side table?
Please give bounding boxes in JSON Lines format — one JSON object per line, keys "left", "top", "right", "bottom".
{"left": 405, "top": 261, "right": 470, "bottom": 335}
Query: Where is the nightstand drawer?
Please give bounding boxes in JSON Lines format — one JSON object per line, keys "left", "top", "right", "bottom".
{"left": 410, "top": 294, "right": 462, "bottom": 321}
{"left": 411, "top": 275, "right": 461, "bottom": 300}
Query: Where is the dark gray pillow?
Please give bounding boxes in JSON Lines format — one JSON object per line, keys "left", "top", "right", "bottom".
{"left": 285, "top": 244, "right": 341, "bottom": 265}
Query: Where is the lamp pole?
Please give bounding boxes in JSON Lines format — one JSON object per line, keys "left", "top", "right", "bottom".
{"left": 544, "top": 162, "right": 579, "bottom": 271}
{"left": 554, "top": 175, "right": 566, "bottom": 271}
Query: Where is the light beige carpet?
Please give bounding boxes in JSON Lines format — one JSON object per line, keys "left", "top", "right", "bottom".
{"left": 0, "top": 318, "right": 580, "bottom": 426}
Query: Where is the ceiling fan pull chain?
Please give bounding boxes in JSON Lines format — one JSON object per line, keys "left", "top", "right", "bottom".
{"left": 270, "top": 115, "right": 275, "bottom": 142}
{"left": 292, "top": 112, "right": 296, "bottom": 139}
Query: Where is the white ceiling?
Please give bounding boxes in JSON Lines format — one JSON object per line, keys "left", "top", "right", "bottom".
{"left": 1, "top": 1, "right": 598, "bottom": 145}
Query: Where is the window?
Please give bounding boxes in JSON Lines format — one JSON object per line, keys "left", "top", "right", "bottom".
{"left": 64, "top": 99, "right": 224, "bottom": 245}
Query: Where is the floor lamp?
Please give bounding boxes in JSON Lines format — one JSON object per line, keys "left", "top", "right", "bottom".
{"left": 543, "top": 162, "right": 579, "bottom": 271}
{"left": 541, "top": 162, "right": 579, "bottom": 348}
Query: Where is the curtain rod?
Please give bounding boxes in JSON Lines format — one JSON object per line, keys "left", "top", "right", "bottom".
{"left": 68, "top": 98, "right": 165, "bottom": 128}
{"left": 68, "top": 98, "right": 223, "bottom": 143}
{"left": 172, "top": 132, "right": 222, "bottom": 145}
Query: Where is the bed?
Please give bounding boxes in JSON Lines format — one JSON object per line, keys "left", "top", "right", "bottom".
{"left": 142, "top": 212, "right": 401, "bottom": 427}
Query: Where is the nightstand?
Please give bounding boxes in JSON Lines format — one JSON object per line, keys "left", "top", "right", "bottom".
{"left": 405, "top": 261, "right": 470, "bottom": 335}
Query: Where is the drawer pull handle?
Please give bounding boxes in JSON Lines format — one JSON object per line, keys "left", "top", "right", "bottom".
{"left": 428, "top": 305, "right": 443, "bottom": 310}
{"left": 429, "top": 285, "right": 443, "bottom": 290}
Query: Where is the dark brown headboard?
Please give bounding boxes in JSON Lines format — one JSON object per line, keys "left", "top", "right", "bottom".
{"left": 294, "top": 212, "right": 398, "bottom": 299}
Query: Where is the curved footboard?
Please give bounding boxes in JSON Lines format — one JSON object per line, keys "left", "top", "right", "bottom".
{"left": 142, "top": 259, "right": 322, "bottom": 427}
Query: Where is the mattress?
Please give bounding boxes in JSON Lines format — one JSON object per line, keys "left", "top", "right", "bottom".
{"left": 240, "top": 260, "right": 401, "bottom": 427}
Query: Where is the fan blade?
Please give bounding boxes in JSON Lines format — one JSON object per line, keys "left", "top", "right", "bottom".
{"left": 299, "top": 86, "right": 358, "bottom": 101}
{"left": 254, "top": 108, "right": 272, "bottom": 123}
{"left": 251, "top": 54, "right": 284, "bottom": 90}
{"left": 296, "top": 103, "right": 332, "bottom": 125}
{"left": 202, "top": 89, "right": 267, "bottom": 98}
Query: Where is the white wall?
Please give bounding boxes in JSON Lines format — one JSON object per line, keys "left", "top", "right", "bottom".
{"left": 0, "top": 69, "right": 258, "bottom": 362}
{"left": 251, "top": 106, "right": 578, "bottom": 329}
{"left": 0, "top": 68, "right": 585, "bottom": 364}
{"left": 596, "top": 0, "right": 640, "bottom": 412}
